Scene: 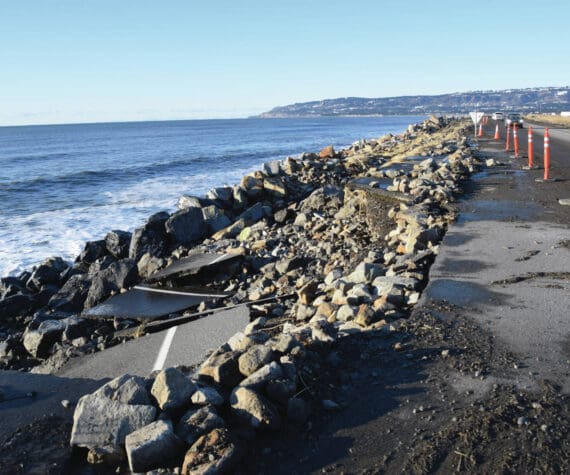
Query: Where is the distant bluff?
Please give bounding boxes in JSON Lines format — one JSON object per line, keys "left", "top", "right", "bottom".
{"left": 257, "top": 86, "right": 570, "bottom": 117}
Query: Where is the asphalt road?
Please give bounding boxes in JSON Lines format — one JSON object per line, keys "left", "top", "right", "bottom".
{"left": 0, "top": 306, "right": 249, "bottom": 440}
{"left": 422, "top": 122, "right": 570, "bottom": 392}
{"left": 59, "top": 305, "right": 249, "bottom": 379}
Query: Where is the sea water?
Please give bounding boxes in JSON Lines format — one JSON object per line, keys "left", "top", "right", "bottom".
{"left": 0, "top": 116, "right": 424, "bottom": 276}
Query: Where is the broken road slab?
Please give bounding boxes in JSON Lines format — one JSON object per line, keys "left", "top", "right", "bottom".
{"left": 83, "top": 285, "right": 228, "bottom": 320}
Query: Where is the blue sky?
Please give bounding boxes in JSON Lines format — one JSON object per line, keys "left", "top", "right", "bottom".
{"left": 1, "top": 0, "right": 569, "bottom": 125}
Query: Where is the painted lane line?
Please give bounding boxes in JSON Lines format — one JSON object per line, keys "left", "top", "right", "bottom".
{"left": 152, "top": 326, "right": 178, "bottom": 372}
{"left": 210, "top": 253, "right": 229, "bottom": 265}
{"left": 134, "top": 285, "right": 227, "bottom": 298}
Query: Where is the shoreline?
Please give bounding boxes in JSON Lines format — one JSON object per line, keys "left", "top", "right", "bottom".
{"left": 0, "top": 115, "right": 421, "bottom": 278}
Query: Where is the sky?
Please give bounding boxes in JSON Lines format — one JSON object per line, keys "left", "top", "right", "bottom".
{"left": 1, "top": 0, "right": 569, "bottom": 126}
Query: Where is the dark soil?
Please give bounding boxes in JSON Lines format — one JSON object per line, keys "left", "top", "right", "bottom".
{"left": 242, "top": 302, "right": 570, "bottom": 474}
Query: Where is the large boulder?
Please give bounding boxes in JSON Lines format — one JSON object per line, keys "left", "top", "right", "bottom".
{"left": 230, "top": 387, "right": 281, "bottom": 431}
{"left": 27, "top": 257, "right": 70, "bottom": 291}
{"left": 0, "top": 293, "right": 36, "bottom": 320}
{"left": 300, "top": 185, "right": 344, "bottom": 212}
{"left": 206, "top": 186, "right": 234, "bottom": 209}
{"left": 71, "top": 392, "right": 156, "bottom": 452}
{"left": 347, "top": 262, "right": 385, "bottom": 284}
{"left": 165, "top": 207, "right": 207, "bottom": 246}
{"left": 151, "top": 367, "right": 196, "bottom": 412}
{"left": 23, "top": 319, "right": 66, "bottom": 358}
{"left": 125, "top": 419, "right": 185, "bottom": 473}
{"left": 238, "top": 345, "right": 274, "bottom": 377}
{"left": 202, "top": 205, "right": 232, "bottom": 234}
{"left": 105, "top": 230, "right": 132, "bottom": 259}
{"left": 94, "top": 374, "right": 152, "bottom": 405}
{"left": 48, "top": 273, "right": 92, "bottom": 311}
{"left": 198, "top": 350, "right": 242, "bottom": 387}
{"left": 84, "top": 259, "right": 138, "bottom": 308}
{"left": 129, "top": 211, "right": 170, "bottom": 261}
{"left": 76, "top": 241, "right": 108, "bottom": 267}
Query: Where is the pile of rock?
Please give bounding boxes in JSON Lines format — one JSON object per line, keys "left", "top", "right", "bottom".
{"left": 64, "top": 117, "right": 490, "bottom": 472}
{"left": 70, "top": 315, "right": 322, "bottom": 473}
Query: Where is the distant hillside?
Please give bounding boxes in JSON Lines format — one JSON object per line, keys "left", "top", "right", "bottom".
{"left": 258, "top": 87, "right": 570, "bottom": 117}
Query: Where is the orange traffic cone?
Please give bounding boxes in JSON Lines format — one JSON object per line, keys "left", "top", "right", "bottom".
{"left": 494, "top": 124, "right": 500, "bottom": 140}
{"left": 478, "top": 123, "right": 483, "bottom": 137}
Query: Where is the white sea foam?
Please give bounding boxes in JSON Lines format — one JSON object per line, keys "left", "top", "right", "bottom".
{"left": 0, "top": 167, "right": 259, "bottom": 277}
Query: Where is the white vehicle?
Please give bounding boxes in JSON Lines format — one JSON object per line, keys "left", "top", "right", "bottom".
{"left": 492, "top": 112, "right": 504, "bottom": 120}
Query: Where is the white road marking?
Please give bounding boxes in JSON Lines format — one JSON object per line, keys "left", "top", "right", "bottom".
{"left": 134, "top": 285, "right": 227, "bottom": 298}
{"left": 152, "top": 326, "right": 178, "bottom": 372}
{"left": 210, "top": 253, "right": 229, "bottom": 265}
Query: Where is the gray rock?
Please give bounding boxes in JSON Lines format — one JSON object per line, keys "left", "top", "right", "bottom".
{"left": 177, "top": 194, "right": 207, "bottom": 210}
{"left": 244, "top": 317, "right": 267, "bottom": 336}
{"left": 239, "top": 361, "right": 284, "bottom": 391}
{"left": 268, "top": 333, "right": 301, "bottom": 354}
{"left": 94, "top": 374, "right": 152, "bottom": 405}
{"left": 273, "top": 208, "right": 295, "bottom": 224}
{"left": 336, "top": 304, "right": 358, "bottom": 322}
{"left": 87, "top": 256, "right": 116, "bottom": 276}
{"left": 0, "top": 293, "right": 36, "bottom": 319}
{"left": 76, "top": 241, "right": 108, "bottom": 266}
{"left": 300, "top": 185, "right": 344, "bottom": 212}
{"left": 84, "top": 258, "right": 139, "bottom": 308}
{"left": 191, "top": 386, "right": 224, "bottom": 406}
{"left": 151, "top": 367, "right": 196, "bottom": 412}
{"left": 48, "top": 274, "right": 91, "bottom": 311}
{"left": 206, "top": 186, "right": 234, "bottom": 207}
{"left": 71, "top": 393, "right": 156, "bottom": 449}
{"left": 202, "top": 205, "right": 232, "bottom": 234}
{"left": 230, "top": 387, "right": 281, "bottom": 431}
{"left": 23, "top": 319, "right": 66, "bottom": 358}
{"left": 137, "top": 253, "right": 165, "bottom": 279}
{"left": 129, "top": 211, "right": 170, "bottom": 261}
{"left": 27, "top": 257, "right": 70, "bottom": 290}
{"left": 237, "top": 202, "right": 264, "bottom": 226}
{"left": 261, "top": 160, "right": 282, "bottom": 176}
{"left": 238, "top": 345, "right": 274, "bottom": 376}
{"left": 165, "top": 207, "right": 207, "bottom": 245}
{"left": 125, "top": 419, "right": 184, "bottom": 473}
{"left": 175, "top": 406, "right": 225, "bottom": 446}
{"left": 105, "top": 230, "right": 132, "bottom": 259}
{"left": 347, "top": 261, "right": 385, "bottom": 284}
{"left": 198, "top": 350, "right": 243, "bottom": 387}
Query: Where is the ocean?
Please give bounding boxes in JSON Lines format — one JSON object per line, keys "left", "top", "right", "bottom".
{"left": 0, "top": 116, "right": 424, "bottom": 277}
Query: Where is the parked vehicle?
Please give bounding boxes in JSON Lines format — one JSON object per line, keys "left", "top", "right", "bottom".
{"left": 492, "top": 112, "right": 503, "bottom": 120}
{"left": 505, "top": 113, "right": 524, "bottom": 128}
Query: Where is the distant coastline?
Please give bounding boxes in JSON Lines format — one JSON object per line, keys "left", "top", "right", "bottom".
{"left": 256, "top": 86, "right": 570, "bottom": 118}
